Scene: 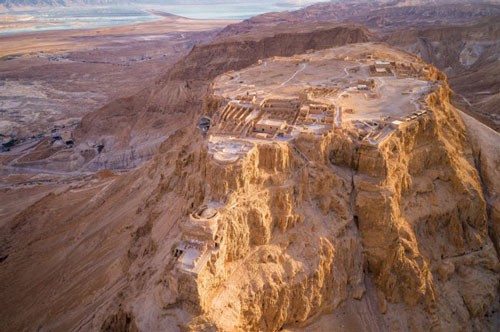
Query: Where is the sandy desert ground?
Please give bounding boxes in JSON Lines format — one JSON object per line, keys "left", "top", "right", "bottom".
{"left": 0, "top": 14, "right": 237, "bottom": 138}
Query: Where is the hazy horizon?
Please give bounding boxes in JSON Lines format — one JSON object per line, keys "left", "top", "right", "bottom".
{"left": 0, "top": 1, "right": 333, "bottom": 34}
{"left": 0, "top": 0, "right": 332, "bottom": 10}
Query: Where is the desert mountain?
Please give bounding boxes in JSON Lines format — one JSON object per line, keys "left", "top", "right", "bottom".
{"left": 0, "top": 1, "right": 499, "bottom": 332}
{"left": 219, "top": 1, "right": 500, "bottom": 35}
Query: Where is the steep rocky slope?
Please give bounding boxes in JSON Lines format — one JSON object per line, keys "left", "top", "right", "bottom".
{"left": 459, "top": 110, "right": 500, "bottom": 255}
{"left": 1, "top": 42, "right": 498, "bottom": 331}
{"left": 352, "top": 84, "right": 499, "bottom": 331}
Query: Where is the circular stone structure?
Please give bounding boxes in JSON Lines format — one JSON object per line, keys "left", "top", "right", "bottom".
{"left": 193, "top": 206, "right": 218, "bottom": 220}
{"left": 181, "top": 205, "right": 220, "bottom": 241}
{"left": 208, "top": 137, "right": 255, "bottom": 164}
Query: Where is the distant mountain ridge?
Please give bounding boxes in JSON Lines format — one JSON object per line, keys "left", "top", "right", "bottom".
{"left": 0, "top": 0, "right": 129, "bottom": 9}
{"left": 2, "top": 0, "right": 500, "bottom": 11}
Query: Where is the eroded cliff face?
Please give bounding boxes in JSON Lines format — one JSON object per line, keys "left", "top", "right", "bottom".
{"left": 351, "top": 85, "right": 499, "bottom": 331}
{"left": 169, "top": 139, "right": 362, "bottom": 332}
{"left": 119, "top": 79, "right": 499, "bottom": 331}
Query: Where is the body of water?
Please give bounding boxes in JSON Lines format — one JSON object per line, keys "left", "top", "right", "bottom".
{"left": 145, "top": 2, "right": 302, "bottom": 20}
{"left": 0, "top": 7, "right": 161, "bottom": 35}
{"left": 0, "top": 1, "right": 328, "bottom": 35}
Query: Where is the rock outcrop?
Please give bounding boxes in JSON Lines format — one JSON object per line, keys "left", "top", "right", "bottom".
{"left": 107, "top": 69, "right": 497, "bottom": 331}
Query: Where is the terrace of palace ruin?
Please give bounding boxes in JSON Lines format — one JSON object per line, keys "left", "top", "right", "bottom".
{"left": 203, "top": 43, "right": 436, "bottom": 159}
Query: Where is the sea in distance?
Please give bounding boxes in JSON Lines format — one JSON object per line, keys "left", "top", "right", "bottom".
{"left": 0, "top": 1, "right": 328, "bottom": 35}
